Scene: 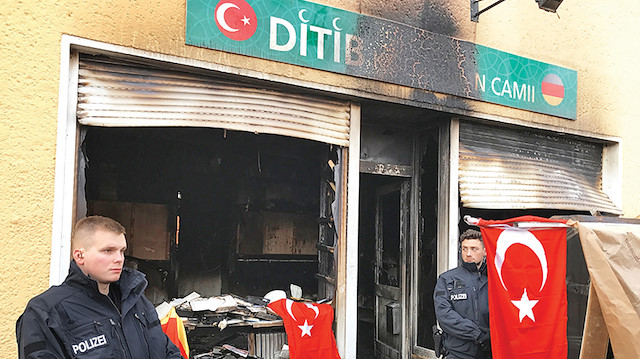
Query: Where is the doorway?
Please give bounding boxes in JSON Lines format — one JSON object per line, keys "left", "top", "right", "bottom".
{"left": 358, "top": 175, "right": 410, "bottom": 358}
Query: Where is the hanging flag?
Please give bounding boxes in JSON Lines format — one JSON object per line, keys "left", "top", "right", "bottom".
{"left": 268, "top": 298, "right": 341, "bottom": 359}
{"left": 160, "top": 307, "right": 190, "bottom": 359}
{"left": 474, "top": 216, "right": 568, "bottom": 359}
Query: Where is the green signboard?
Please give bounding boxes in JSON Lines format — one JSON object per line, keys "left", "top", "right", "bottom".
{"left": 475, "top": 45, "right": 576, "bottom": 119}
{"left": 186, "top": 0, "right": 577, "bottom": 119}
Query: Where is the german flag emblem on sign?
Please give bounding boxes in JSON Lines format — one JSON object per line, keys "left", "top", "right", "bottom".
{"left": 541, "top": 73, "right": 565, "bottom": 106}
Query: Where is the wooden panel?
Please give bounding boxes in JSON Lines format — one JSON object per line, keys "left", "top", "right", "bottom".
{"left": 263, "top": 212, "right": 317, "bottom": 255}
{"left": 376, "top": 284, "right": 402, "bottom": 300}
{"left": 375, "top": 336, "right": 401, "bottom": 359}
{"left": 131, "top": 203, "right": 169, "bottom": 260}
{"left": 376, "top": 295, "right": 402, "bottom": 354}
{"left": 87, "top": 201, "right": 132, "bottom": 234}
{"left": 236, "top": 211, "right": 264, "bottom": 254}
{"left": 87, "top": 201, "right": 170, "bottom": 261}
{"left": 237, "top": 211, "right": 318, "bottom": 255}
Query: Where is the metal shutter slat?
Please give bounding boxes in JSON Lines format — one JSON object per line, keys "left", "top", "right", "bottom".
{"left": 459, "top": 121, "right": 621, "bottom": 215}
{"left": 77, "top": 56, "right": 351, "bottom": 147}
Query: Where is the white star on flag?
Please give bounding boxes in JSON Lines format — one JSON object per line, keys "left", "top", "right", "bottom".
{"left": 298, "top": 320, "right": 313, "bottom": 337}
{"left": 511, "top": 288, "right": 539, "bottom": 322}
{"left": 241, "top": 15, "right": 251, "bottom": 25}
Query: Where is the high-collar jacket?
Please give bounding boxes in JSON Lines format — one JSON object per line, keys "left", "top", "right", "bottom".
{"left": 16, "top": 261, "right": 182, "bottom": 359}
{"left": 434, "top": 260, "right": 490, "bottom": 359}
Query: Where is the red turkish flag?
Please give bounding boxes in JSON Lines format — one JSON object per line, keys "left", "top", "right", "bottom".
{"left": 476, "top": 216, "right": 568, "bottom": 359}
{"left": 268, "top": 298, "right": 341, "bottom": 359}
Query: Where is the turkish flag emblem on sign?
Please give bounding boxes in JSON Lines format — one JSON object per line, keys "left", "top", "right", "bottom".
{"left": 476, "top": 216, "right": 568, "bottom": 359}
{"left": 268, "top": 298, "right": 341, "bottom": 359}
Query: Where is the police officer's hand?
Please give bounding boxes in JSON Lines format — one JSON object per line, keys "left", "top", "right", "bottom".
{"left": 477, "top": 331, "right": 491, "bottom": 352}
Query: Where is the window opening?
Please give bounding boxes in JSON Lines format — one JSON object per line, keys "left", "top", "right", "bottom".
{"left": 82, "top": 126, "right": 340, "bottom": 355}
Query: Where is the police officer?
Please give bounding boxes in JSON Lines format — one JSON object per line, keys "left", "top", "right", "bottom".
{"left": 16, "top": 216, "right": 182, "bottom": 359}
{"left": 433, "top": 229, "right": 490, "bottom": 359}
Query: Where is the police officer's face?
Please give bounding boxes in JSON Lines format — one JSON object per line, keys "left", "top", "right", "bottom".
{"left": 77, "top": 230, "right": 127, "bottom": 291}
{"left": 460, "top": 238, "right": 486, "bottom": 264}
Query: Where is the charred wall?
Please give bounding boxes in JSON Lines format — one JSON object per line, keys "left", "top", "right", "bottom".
{"left": 84, "top": 127, "right": 326, "bottom": 302}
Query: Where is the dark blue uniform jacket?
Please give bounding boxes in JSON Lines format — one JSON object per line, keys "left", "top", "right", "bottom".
{"left": 16, "top": 261, "right": 182, "bottom": 359}
{"left": 434, "top": 261, "right": 490, "bottom": 359}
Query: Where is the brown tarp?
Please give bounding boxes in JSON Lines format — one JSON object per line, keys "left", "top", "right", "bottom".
{"left": 577, "top": 222, "right": 640, "bottom": 359}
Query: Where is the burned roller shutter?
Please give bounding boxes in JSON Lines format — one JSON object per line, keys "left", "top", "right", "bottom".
{"left": 76, "top": 54, "right": 350, "bottom": 302}
{"left": 458, "top": 121, "right": 621, "bottom": 215}
{"left": 76, "top": 55, "right": 351, "bottom": 147}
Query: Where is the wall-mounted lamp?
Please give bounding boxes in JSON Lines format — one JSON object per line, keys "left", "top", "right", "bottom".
{"left": 536, "top": 0, "right": 563, "bottom": 12}
{"left": 471, "top": 0, "right": 564, "bottom": 22}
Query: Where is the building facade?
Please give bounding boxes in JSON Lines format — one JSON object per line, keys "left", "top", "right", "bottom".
{"left": 2, "top": 1, "right": 639, "bottom": 358}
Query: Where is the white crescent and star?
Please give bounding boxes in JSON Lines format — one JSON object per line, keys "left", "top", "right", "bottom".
{"left": 284, "top": 299, "right": 319, "bottom": 336}
{"left": 495, "top": 228, "right": 549, "bottom": 323}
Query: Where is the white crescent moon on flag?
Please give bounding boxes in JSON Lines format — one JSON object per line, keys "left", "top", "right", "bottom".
{"left": 286, "top": 299, "right": 297, "bottom": 321}
{"left": 495, "top": 228, "right": 548, "bottom": 292}
{"left": 305, "top": 303, "right": 320, "bottom": 319}
{"left": 216, "top": 3, "right": 240, "bottom": 32}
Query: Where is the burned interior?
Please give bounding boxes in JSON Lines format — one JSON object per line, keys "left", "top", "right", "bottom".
{"left": 84, "top": 126, "right": 339, "bottom": 301}
{"left": 82, "top": 126, "right": 339, "bottom": 356}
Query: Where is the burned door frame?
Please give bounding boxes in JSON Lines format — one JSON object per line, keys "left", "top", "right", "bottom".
{"left": 359, "top": 122, "right": 417, "bottom": 359}
{"left": 374, "top": 181, "right": 410, "bottom": 359}
{"left": 409, "top": 121, "right": 455, "bottom": 358}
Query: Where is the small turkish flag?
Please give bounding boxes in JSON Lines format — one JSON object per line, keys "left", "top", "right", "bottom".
{"left": 268, "top": 298, "right": 341, "bottom": 359}
{"left": 476, "top": 216, "right": 568, "bottom": 359}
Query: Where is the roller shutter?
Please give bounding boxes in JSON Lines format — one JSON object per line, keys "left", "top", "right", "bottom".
{"left": 76, "top": 55, "right": 351, "bottom": 146}
{"left": 459, "top": 121, "right": 621, "bottom": 215}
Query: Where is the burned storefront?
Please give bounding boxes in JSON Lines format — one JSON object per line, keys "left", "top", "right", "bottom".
{"left": 44, "top": 1, "right": 625, "bottom": 358}
{"left": 51, "top": 50, "right": 625, "bottom": 359}
{"left": 71, "top": 54, "right": 351, "bottom": 357}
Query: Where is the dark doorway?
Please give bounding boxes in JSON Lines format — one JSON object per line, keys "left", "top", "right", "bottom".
{"left": 357, "top": 174, "right": 409, "bottom": 358}
{"left": 415, "top": 130, "right": 440, "bottom": 350}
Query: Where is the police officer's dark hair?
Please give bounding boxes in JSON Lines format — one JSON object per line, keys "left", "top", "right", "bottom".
{"left": 459, "top": 229, "right": 482, "bottom": 245}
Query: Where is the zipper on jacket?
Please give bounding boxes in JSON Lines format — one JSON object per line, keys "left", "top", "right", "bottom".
{"left": 134, "top": 313, "right": 153, "bottom": 356}
{"left": 475, "top": 271, "right": 482, "bottom": 323}
{"left": 109, "top": 318, "right": 130, "bottom": 359}
{"left": 105, "top": 294, "right": 121, "bottom": 316}
{"left": 472, "top": 285, "right": 479, "bottom": 322}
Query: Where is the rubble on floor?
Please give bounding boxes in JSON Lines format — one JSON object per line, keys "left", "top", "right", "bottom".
{"left": 157, "top": 292, "right": 287, "bottom": 359}
{"left": 191, "top": 343, "right": 289, "bottom": 358}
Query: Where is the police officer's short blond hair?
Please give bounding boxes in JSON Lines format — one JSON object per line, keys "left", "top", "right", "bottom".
{"left": 71, "top": 216, "right": 126, "bottom": 250}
